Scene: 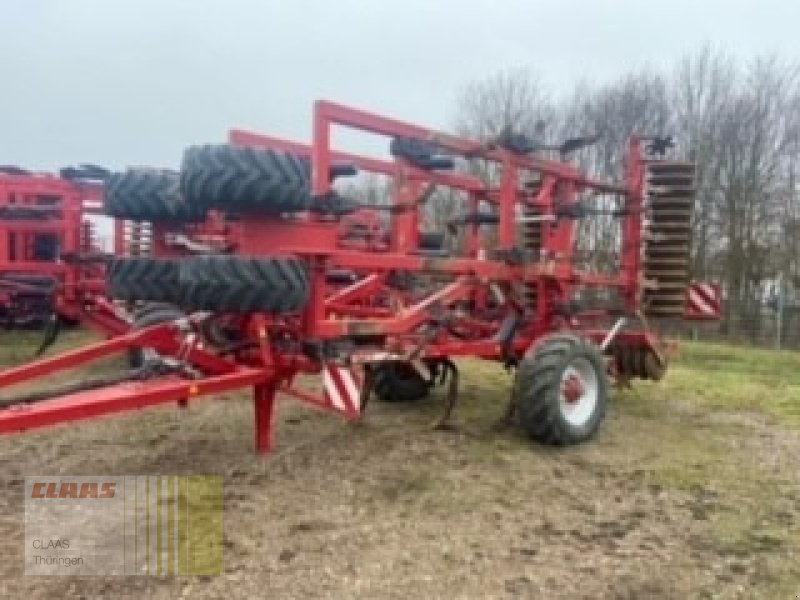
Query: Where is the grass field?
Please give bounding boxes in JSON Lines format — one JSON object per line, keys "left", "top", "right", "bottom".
{"left": 0, "top": 331, "right": 799, "bottom": 598}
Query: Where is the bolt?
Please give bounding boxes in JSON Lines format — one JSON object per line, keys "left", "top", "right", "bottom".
{"left": 562, "top": 375, "right": 584, "bottom": 404}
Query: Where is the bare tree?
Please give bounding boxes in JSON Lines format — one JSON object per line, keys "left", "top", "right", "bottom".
{"left": 447, "top": 52, "right": 800, "bottom": 344}
{"left": 447, "top": 69, "right": 556, "bottom": 250}
{"left": 455, "top": 68, "right": 555, "bottom": 143}
{"left": 672, "top": 47, "right": 734, "bottom": 280}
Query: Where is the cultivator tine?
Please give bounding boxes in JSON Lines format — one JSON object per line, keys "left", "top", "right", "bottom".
{"left": 359, "top": 365, "right": 374, "bottom": 413}
{"left": 493, "top": 380, "right": 520, "bottom": 432}
{"left": 432, "top": 359, "right": 459, "bottom": 431}
{"left": 34, "top": 313, "right": 61, "bottom": 357}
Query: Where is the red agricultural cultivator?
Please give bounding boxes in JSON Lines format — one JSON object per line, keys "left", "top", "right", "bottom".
{"left": 0, "top": 164, "right": 129, "bottom": 341}
{"left": 0, "top": 101, "right": 718, "bottom": 452}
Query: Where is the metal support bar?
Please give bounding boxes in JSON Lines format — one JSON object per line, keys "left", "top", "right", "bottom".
{"left": 600, "top": 318, "right": 627, "bottom": 350}
{"left": 432, "top": 359, "right": 459, "bottom": 430}
{"left": 254, "top": 381, "right": 278, "bottom": 454}
{"left": 0, "top": 368, "right": 270, "bottom": 435}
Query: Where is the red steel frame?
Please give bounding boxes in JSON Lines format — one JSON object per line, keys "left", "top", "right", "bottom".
{"left": 0, "top": 100, "right": 677, "bottom": 453}
{"left": 231, "top": 101, "right": 646, "bottom": 348}
{"left": 0, "top": 170, "right": 127, "bottom": 333}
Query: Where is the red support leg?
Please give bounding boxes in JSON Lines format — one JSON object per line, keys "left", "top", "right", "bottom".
{"left": 253, "top": 382, "right": 278, "bottom": 454}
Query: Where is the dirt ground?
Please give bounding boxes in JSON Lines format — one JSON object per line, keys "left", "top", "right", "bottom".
{"left": 0, "top": 333, "right": 799, "bottom": 599}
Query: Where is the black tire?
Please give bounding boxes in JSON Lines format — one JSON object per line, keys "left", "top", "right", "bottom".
{"left": 60, "top": 164, "right": 110, "bottom": 182}
{"left": 107, "top": 258, "right": 184, "bottom": 305}
{"left": 180, "top": 144, "right": 312, "bottom": 213}
{"left": 128, "top": 303, "right": 185, "bottom": 368}
{"left": 371, "top": 361, "right": 430, "bottom": 403}
{"left": 104, "top": 168, "right": 206, "bottom": 222}
{"left": 179, "top": 255, "right": 310, "bottom": 313}
{"left": 513, "top": 334, "right": 608, "bottom": 445}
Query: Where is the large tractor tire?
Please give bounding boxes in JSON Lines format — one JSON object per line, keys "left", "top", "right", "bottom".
{"left": 107, "top": 258, "right": 184, "bottom": 305}
{"left": 178, "top": 255, "right": 310, "bottom": 313}
{"left": 128, "top": 303, "right": 185, "bottom": 368}
{"left": 371, "top": 361, "right": 430, "bottom": 403}
{"left": 180, "top": 144, "right": 312, "bottom": 213}
{"left": 513, "top": 334, "right": 608, "bottom": 445}
{"left": 104, "top": 168, "right": 205, "bottom": 222}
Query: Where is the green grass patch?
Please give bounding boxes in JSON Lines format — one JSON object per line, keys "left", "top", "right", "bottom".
{"left": 0, "top": 329, "right": 101, "bottom": 367}
{"left": 669, "top": 341, "right": 800, "bottom": 427}
{"left": 453, "top": 341, "right": 800, "bottom": 430}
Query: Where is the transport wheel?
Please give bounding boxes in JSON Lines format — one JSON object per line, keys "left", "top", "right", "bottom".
{"left": 128, "top": 303, "right": 185, "bottom": 368}
{"left": 179, "top": 255, "right": 310, "bottom": 313}
{"left": 180, "top": 144, "right": 312, "bottom": 213}
{"left": 371, "top": 361, "right": 430, "bottom": 403}
{"left": 107, "top": 258, "right": 184, "bottom": 305}
{"left": 513, "top": 334, "right": 608, "bottom": 445}
{"left": 104, "top": 168, "right": 205, "bottom": 222}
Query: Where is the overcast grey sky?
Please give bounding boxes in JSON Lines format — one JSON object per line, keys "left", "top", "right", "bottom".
{"left": 3, "top": 0, "right": 799, "bottom": 172}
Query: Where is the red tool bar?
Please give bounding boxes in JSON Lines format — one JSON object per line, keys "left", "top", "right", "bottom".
{"left": 230, "top": 128, "right": 397, "bottom": 176}
{"left": 235, "top": 107, "right": 626, "bottom": 203}
{"left": 0, "top": 262, "right": 69, "bottom": 274}
{"left": 0, "top": 223, "right": 72, "bottom": 234}
{"left": 0, "top": 368, "right": 269, "bottom": 434}
{"left": 324, "top": 273, "right": 385, "bottom": 307}
{"left": 316, "top": 277, "right": 473, "bottom": 337}
{"left": 312, "top": 100, "right": 627, "bottom": 192}
{"left": 283, "top": 248, "right": 522, "bottom": 279}
{"left": 229, "top": 129, "right": 488, "bottom": 193}
{"left": 0, "top": 333, "right": 137, "bottom": 389}
{"left": 0, "top": 176, "right": 79, "bottom": 197}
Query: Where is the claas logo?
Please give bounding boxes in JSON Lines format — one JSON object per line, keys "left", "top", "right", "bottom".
{"left": 30, "top": 481, "right": 116, "bottom": 499}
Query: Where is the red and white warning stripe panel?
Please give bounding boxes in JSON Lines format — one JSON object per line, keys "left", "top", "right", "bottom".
{"left": 322, "top": 365, "right": 362, "bottom": 420}
{"left": 685, "top": 281, "right": 721, "bottom": 320}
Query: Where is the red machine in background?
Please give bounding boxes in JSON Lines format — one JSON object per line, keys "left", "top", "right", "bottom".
{"left": 0, "top": 164, "right": 234, "bottom": 343}
{"left": 0, "top": 100, "right": 719, "bottom": 452}
{"left": 0, "top": 165, "right": 129, "bottom": 335}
